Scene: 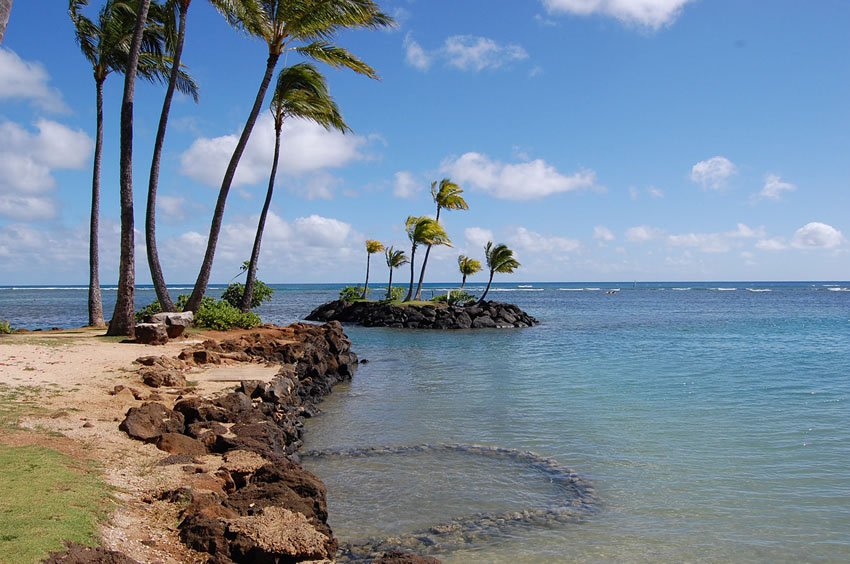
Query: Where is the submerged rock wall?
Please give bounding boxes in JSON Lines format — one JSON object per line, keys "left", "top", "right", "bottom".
{"left": 306, "top": 300, "right": 538, "bottom": 330}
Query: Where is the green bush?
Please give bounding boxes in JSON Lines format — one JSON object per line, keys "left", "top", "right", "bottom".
{"left": 431, "top": 289, "right": 476, "bottom": 306}
{"left": 0, "top": 320, "right": 12, "bottom": 334}
{"left": 134, "top": 300, "right": 163, "bottom": 322}
{"left": 381, "top": 285, "right": 405, "bottom": 302}
{"left": 221, "top": 281, "right": 274, "bottom": 310}
{"left": 193, "top": 299, "right": 260, "bottom": 331}
{"left": 339, "top": 286, "right": 366, "bottom": 302}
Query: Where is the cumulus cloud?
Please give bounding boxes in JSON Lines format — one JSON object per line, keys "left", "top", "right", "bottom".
{"left": 180, "top": 115, "right": 367, "bottom": 190}
{"left": 510, "top": 227, "right": 580, "bottom": 253}
{"left": 791, "top": 222, "right": 844, "bottom": 249}
{"left": 541, "top": 0, "right": 694, "bottom": 29}
{"left": 0, "top": 119, "right": 93, "bottom": 220}
{"left": 668, "top": 223, "right": 763, "bottom": 253}
{"left": 756, "top": 237, "right": 787, "bottom": 251}
{"left": 404, "top": 35, "right": 528, "bottom": 72}
{"left": 594, "top": 225, "right": 615, "bottom": 242}
{"left": 0, "top": 49, "right": 68, "bottom": 113}
{"left": 158, "top": 195, "right": 186, "bottom": 220}
{"left": 690, "top": 156, "right": 736, "bottom": 190}
{"left": 757, "top": 174, "right": 796, "bottom": 201}
{"left": 625, "top": 225, "right": 664, "bottom": 242}
{"left": 465, "top": 227, "right": 494, "bottom": 249}
{"left": 393, "top": 171, "right": 421, "bottom": 198}
{"left": 442, "top": 152, "right": 596, "bottom": 200}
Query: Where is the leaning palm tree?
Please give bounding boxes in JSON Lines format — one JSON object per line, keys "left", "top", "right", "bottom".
{"left": 107, "top": 0, "right": 155, "bottom": 337}
{"left": 145, "top": 0, "right": 247, "bottom": 312}
{"left": 478, "top": 242, "right": 520, "bottom": 304}
{"left": 403, "top": 215, "right": 451, "bottom": 302}
{"left": 240, "top": 63, "right": 350, "bottom": 312}
{"left": 70, "top": 0, "right": 195, "bottom": 327}
{"left": 414, "top": 178, "right": 467, "bottom": 300}
{"left": 0, "top": 0, "right": 12, "bottom": 44}
{"left": 361, "top": 239, "right": 384, "bottom": 299}
{"left": 457, "top": 255, "right": 481, "bottom": 289}
{"left": 183, "top": 0, "right": 393, "bottom": 313}
{"left": 384, "top": 245, "right": 408, "bottom": 300}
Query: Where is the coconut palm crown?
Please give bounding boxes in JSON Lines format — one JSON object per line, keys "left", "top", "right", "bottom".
{"left": 361, "top": 239, "right": 385, "bottom": 299}
{"left": 403, "top": 215, "right": 451, "bottom": 302}
{"left": 457, "top": 254, "right": 482, "bottom": 289}
{"left": 384, "top": 245, "right": 408, "bottom": 300}
{"left": 414, "top": 178, "right": 468, "bottom": 300}
{"left": 478, "top": 241, "right": 520, "bottom": 304}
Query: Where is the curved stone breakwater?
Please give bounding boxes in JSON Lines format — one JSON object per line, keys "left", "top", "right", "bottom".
{"left": 306, "top": 300, "right": 539, "bottom": 329}
{"left": 302, "top": 444, "right": 598, "bottom": 562}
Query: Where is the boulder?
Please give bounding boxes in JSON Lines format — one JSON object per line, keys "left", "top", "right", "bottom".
{"left": 471, "top": 315, "right": 496, "bottom": 329}
{"left": 156, "top": 432, "right": 208, "bottom": 456}
{"left": 134, "top": 323, "right": 169, "bottom": 345}
{"left": 119, "top": 402, "right": 185, "bottom": 441}
{"left": 226, "top": 506, "right": 333, "bottom": 562}
{"left": 140, "top": 366, "right": 187, "bottom": 388}
{"left": 149, "top": 311, "right": 194, "bottom": 338}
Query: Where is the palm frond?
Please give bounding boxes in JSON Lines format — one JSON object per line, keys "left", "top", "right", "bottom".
{"left": 295, "top": 41, "right": 378, "bottom": 79}
{"left": 406, "top": 215, "right": 452, "bottom": 247}
{"left": 271, "top": 63, "right": 349, "bottom": 132}
{"left": 485, "top": 242, "right": 520, "bottom": 274}
{"left": 458, "top": 255, "right": 482, "bottom": 276}
{"left": 431, "top": 178, "right": 468, "bottom": 212}
{"left": 365, "top": 239, "right": 384, "bottom": 254}
{"left": 385, "top": 246, "right": 409, "bottom": 268}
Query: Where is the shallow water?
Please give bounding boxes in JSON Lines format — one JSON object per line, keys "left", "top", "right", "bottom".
{"left": 3, "top": 282, "right": 850, "bottom": 561}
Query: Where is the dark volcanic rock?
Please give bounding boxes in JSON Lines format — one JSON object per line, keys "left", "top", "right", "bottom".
{"left": 134, "top": 323, "right": 168, "bottom": 345}
{"left": 306, "top": 299, "right": 538, "bottom": 330}
{"left": 119, "top": 402, "right": 184, "bottom": 441}
{"left": 44, "top": 543, "right": 140, "bottom": 564}
{"left": 156, "top": 432, "right": 208, "bottom": 456}
{"left": 375, "top": 551, "right": 443, "bottom": 564}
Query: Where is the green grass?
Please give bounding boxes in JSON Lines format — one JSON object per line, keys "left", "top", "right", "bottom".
{"left": 0, "top": 445, "right": 111, "bottom": 563}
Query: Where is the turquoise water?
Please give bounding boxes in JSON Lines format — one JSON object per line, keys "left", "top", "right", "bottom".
{"left": 2, "top": 282, "right": 849, "bottom": 561}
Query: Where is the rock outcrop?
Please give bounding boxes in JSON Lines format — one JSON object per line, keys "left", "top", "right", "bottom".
{"left": 306, "top": 300, "right": 538, "bottom": 330}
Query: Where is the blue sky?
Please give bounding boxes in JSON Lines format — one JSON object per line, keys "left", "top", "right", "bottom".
{"left": 1, "top": 0, "right": 848, "bottom": 285}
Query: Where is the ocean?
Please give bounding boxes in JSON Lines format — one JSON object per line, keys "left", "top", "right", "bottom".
{"left": 2, "top": 282, "right": 849, "bottom": 562}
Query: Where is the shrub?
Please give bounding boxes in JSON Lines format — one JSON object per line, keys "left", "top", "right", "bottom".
{"left": 339, "top": 286, "right": 366, "bottom": 302}
{"left": 0, "top": 320, "right": 12, "bottom": 334}
{"left": 221, "top": 281, "right": 274, "bottom": 310}
{"left": 193, "top": 299, "right": 260, "bottom": 331}
{"left": 134, "top": 300, "right": 163, "bottom": 322}
{"left": 381, "top": 285, "right": 405, "bottom": 302}
{"left": 431, "top": 289, "right": 476, "bottom": 306}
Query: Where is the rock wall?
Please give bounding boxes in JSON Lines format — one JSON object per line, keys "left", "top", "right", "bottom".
{"left": 306, "top": 300, "right": 538, "bottom": 330}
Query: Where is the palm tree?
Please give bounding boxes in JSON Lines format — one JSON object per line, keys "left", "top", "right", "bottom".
{"left": 457, "top": 255, "right": 481, "bottom": 289}
{"left": 106, "top": 0, "right": 154, "bottom": 337}
{"left": 0, "top": 0, "right": 12, "bottom": 44}
{"left": 362, "top": 239, "right": 384, "bottom": 299}
{"left": 145, "top": 0, "right": 244, "bottom": 312}
{"left": 384, "top": 246, "right": 408, "bottom": 300}
{"left": 240, "top": 62, "right": 350, "bottom": 312}
{"left": 183, "top": 0, "right": 392, "bottom": 313}
{"left": 478, "top": 242, "right": 520, "bottom": 304}
{"left": 414, "top": 178, "right": 467, "bottom": 300}
{"left": 403, "top": 215, "right": 451, "bottom": 302}
{"left": 70, "top": 0, "right": 195, "bottom": 328}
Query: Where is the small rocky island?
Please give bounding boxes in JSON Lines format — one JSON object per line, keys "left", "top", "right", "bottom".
{"left": 306, "top": 300, "right": 538, "bottom": 329}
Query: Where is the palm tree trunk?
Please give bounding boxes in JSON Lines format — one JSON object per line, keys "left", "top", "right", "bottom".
{"left": 362, "top": 253, "right": 371, "bottom": 299}
{"left": 386, "top": 268, "right": 393, "bottom": 300}
{"left": 240, "top": 122, "right": 281, "bottom": 312}
{"left": 88, "top": 78, "right": 105, "bottom": 328}
{"left": 414, "top": 207, "right": 440, "bottom": 300}
{"left": 146, "top": 3, "right": 189, "bottom": 313}
{"left": 0, "top": 0, "right": 12, "bottom": 44}
{"left": 403, "top": 245, "right": 416, "bottom": 301}
{"left": 107, "top": 0, "right": 151, "bottom": 337}
{"left": 477, "top": 271, "right": 495, "bottom": 305}
{"left": 184, "top": 51, "right": 281, "bottom": 313}
{"left": 460, "top": 274, "right": 466, "bottom": 289}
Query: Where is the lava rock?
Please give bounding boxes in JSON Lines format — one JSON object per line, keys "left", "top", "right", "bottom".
{"left": 119, "top": 402, "right": 185, "bottom": 441}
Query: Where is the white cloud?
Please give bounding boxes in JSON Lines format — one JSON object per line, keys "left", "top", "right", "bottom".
{"left": 648, "top": 186, "right": 664, "bottom": 198}
{"left": 180, "top": 115, "right": 367, "bottom": 189}
{"left": 0, "top": 49, "right": 68, "bottom": 113}
{"left": 594, "top": 225, "right": 615, "bottom": 241}
{"left": 393, "top": 171, "right": 421, "bottom": 198}
{"left": 158, "top": 195, "right": 186, "bottom": 220}
{"left": 791, "top": 222, "right": 844, "bottom": 249}
{"left": 625, "top": 225, "right": 664, "bottom": 242}
{"left": 541, "top": 0, "right": 693, "bottom": 29}
{"left": 290, "top": 171, "right": 341, "bottom": 200}
{"left": 511, "top": 227, "right": 581, "bottom": 253}
{"left": 465, "top": 227, "right": 494, "bottom": 249}
{"left": 403, "top": 33, "right": 432, "bottom": 70}
{"left": 0, "top": 119, "right": 93, "bottom": 220}
{"left": 756, "top": 237, "right": 787, "bottom": 251}
{"left": 404, "top": 35, "right": 528, "bottom": 72}
{"left": 757, "top": 174, "right": 796, "bottom": 201}
{"left": 442, "top": 152, "right": 596, "bottom": 200}
{"left": 690, "top": 156, "right": 736, "bottom": 190}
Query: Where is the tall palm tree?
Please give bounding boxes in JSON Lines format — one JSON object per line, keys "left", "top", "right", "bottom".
{"left": 0, "top": 0, "right": 12, "bottom": 44}
{"left": 384, "top": 245, "right": 408, "bottom": 300}
{"left": 183, "top": 0, "right": 392, "bottom": 313}
{"left": 457, "top": 254, "right": 481, "bottom": 289}
{"left": 70, "top": 0, "right": 196, "bottom": 327}
{"left": 361, "top": 239, "right": 384, "bottom": 299}
{"left": 106, "top": 0, "right": 153, "bottom": 337}
{"left": 240, "top": 62, "right": 349, "bottom": 312}
{"left": 478, "top": 241, "right": 520, "bottom": 304}
{"left": 403, "top": 215, "right": 451, "bottom": 302}
{"left": 414, "top": 178, "right": 467, "bottom": 300}
{"left": 145, "top": 0, "right": 244, "bottom": 312}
